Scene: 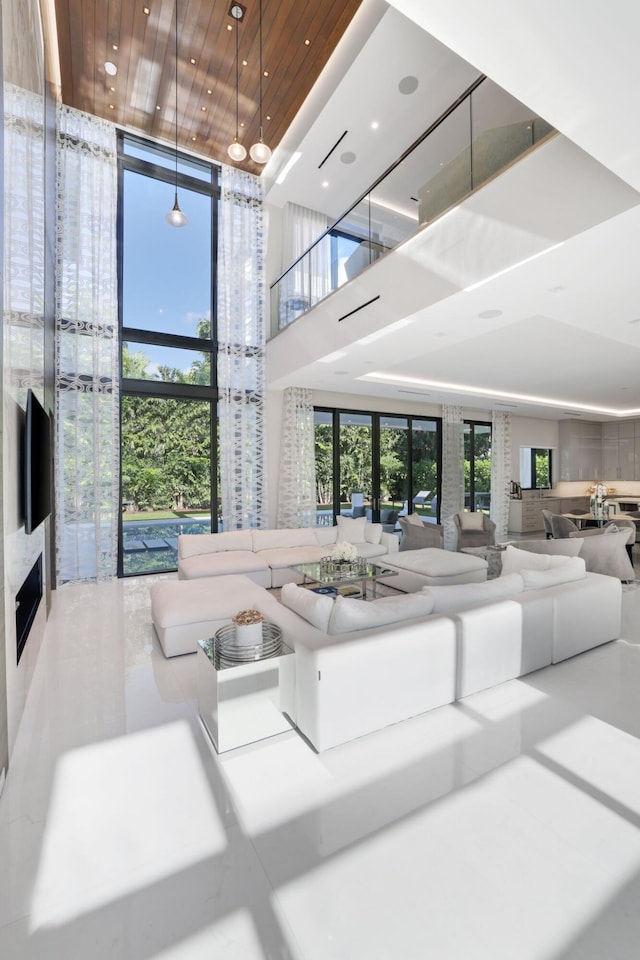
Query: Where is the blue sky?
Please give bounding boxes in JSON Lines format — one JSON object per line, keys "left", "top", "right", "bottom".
{"left": 123, "top": 170, "right": 212, "bottom": 373}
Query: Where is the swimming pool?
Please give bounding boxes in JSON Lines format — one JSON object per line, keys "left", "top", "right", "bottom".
{"left": 122, "top": 517, "right": 212, "bottom": 574}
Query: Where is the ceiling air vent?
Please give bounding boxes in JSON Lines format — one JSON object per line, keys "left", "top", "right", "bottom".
{"left": 337, "top": 295, "right": 380, "bottom": 323}
{"left": 318, "top": 130, "right": 348, "bottom": 169}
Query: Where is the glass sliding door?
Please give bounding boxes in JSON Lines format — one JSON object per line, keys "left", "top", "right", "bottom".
{"left": 313, "top": 406, "right": 441, "bottom": 530}
{"left": 379, "top": 416, "right": 409, "bottom": 528}
{"left": 339, "top": 412, "right": 373, "bottom": 519}
{"left": 464, "top": 420, "right": 492, "bottom": 513}
{"left": 411, "top": 419, "right": 440, "bottom": 521}
{"left": 313, "top": 409, "right": 335, "bottom": 526}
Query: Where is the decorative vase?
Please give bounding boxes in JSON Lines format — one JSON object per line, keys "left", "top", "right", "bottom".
{"left": 235, "top": 621, "right": 263, "bottom": 646}
{"left": 232, "top": 609, "right": 265, "bottom": 646}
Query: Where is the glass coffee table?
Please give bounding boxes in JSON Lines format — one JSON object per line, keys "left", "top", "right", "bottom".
{"left": 291, "top": 559, "right": 398, "bottom": 600}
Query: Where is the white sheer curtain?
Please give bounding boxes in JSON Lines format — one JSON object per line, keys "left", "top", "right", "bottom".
{"left": 278, "top": 201, "right": 329, "bottom": 329}
{"left": 55, "top": 105, "right": 119, "bottom": 583}
{"left": 3, "top": 82, "right": 45, "bottom": 399}
{"left": 440, "top": 404, "right": 465, "bottom": 550}
{"left": 217, "top": 164, "right": 267, "bottom": 530}
{"left": 490, "top": 410, "right": 511, "bottom": 541}
{"left": 277, "top": 387, "right": 316, "bottom": 528}
{"left": 3, "top": 81, "right": 47, "bottom": 591}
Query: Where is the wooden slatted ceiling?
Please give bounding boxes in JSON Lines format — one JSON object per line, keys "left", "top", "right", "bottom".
{"left": 54, "top": 0, "right": 363, "bottom": 172}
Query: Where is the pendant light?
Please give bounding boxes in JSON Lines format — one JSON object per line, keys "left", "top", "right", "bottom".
{"left": 165, "top": 0, "right": 188, "bottom": 227}
{"left": 249, "top": 0, "right": 271, "bottom": 164}
{"left": 227, "top": 4, "right": 247, "bottom": 162}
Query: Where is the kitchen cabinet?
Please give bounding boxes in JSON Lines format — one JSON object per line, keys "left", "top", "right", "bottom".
{"left": 558, "top": 420, "right": 602, "bottom": 481}
{"left": 508, "top": 496, "right": 589, "bottom": 534}
{"left": 602, "top": 420, "right": 638, "bottom": 481}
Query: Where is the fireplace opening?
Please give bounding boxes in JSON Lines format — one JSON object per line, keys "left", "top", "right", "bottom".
{"left": 16, "top": 554, "right": 43, "bottom": 665}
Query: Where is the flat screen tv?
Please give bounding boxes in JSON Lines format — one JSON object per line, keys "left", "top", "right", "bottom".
{"left": 24, "top": 389, "right": 52, "bottom": 535}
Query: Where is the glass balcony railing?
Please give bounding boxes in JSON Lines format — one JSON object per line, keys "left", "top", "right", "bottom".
{"left": 270, "top": 76, "right": 555, "bottom": 337}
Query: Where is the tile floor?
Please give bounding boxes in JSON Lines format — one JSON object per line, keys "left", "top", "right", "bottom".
{"left": 1, "top": 573, "right": 640, "bottom": 959}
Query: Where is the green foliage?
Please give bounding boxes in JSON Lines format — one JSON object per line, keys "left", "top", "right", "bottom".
{"left": 535, "top": 451, "right": 551, "bottom": 487}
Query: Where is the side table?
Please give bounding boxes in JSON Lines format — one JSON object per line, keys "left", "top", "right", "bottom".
{"left": 460, "top": 544, "right": 508, "bottom": 579}
{"left": 197, "top": 622, "right": 294, "bottom": 753}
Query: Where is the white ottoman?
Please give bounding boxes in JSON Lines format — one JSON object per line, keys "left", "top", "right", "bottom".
{"left": 150, "top": 574, "right": 273, "bottom": 658}
{"left": 379, "top": 548, "right": 488, "bottom": 592}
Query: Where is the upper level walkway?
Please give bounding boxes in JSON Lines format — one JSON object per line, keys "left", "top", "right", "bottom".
{"left": 270, "top": 76, "right": 555, "bottom": 338}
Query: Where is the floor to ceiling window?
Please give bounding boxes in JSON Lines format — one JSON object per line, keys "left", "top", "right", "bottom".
{"left": 118, "top": 134, "right": 219, "bottom": 575}
{"left": 464, "top": 420, "right": 492, "bottom": 513}
{"left": 314, "top": 407, "right": 441, "bottom": 526}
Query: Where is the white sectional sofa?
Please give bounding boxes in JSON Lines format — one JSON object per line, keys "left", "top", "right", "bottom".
{"left": 177, "top": 517, "right": 399, "bottom": 588}
{"left": 150, "top": 545, "right": 622, "bottom": 752}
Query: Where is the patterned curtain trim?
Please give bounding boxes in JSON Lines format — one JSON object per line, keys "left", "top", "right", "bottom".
{"left": 55, "top": 105, "right": 119, "bottom": 583}
{"left": 217, "top": 164, "right": 267, "bottom": 530}
{"left": 441, "top": 404, "right": 465, "bottom": 550}
{"left": 490, "top": 410, "right": 511, "bottom": 541}
{"left": 277, "top": 387, "right": 317, "bottom": 527}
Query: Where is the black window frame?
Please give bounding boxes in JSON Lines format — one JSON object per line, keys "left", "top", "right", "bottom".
{"left": 314, "top": 405, "right": 442, "bottom": 523}
{"left": 117, "top": 132, "right": 220, "bottom": 577}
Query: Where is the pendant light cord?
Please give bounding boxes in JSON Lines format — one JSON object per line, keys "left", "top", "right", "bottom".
{"left": 174, "top": 0, "right": 179, "bottom": 196}
{"left": 258, "top": 0, "right": 263, "bottom": 139}
{"left": 235, "top": 10, "right": 240, "bottom": 139}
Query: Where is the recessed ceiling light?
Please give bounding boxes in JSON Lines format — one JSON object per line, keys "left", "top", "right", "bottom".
{"left": 304, "top": 39, "right": 310, "bottom": 45}
{"left": 143, "top": 6, "right": 150, "bottom": 14}
{"left": 109, "top": 104, "right": 115, "bottom": 110}
{"left": 200, "top": 105, "right": 206, "bottom": 111}
{"left": 371, "top": 121, "right": 379, "bottom": 130}
{"left": 109, "top": 86, "right": 115, "bottom": 92}
{"left": 190, "top": 57, "right": 196, "bottom": 64}
{"left": 156, "top": 105, "right": 161, "bottom": 110}
{"left": 322, "top": 180, "right": 329, "bottom": 188}
{"left": 240, "top": 121, "right": 245, "bottom": 127}
{"left": 266, "top": 115, "right": 271, "bottom": 121}
{"left": 104, "top": 61, "right": 117, "bottom": 76}
{"left": 112, "top": 44, "right": 118, "bottom": 51}
{"left": 242, "top": 59, "right": 248, "bottom": 66}
{"left": 263, "top": 70, "right": 269, "bottom": 77}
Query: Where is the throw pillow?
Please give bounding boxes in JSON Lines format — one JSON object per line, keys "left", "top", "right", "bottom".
{"left": 327, "top": 591, "right": 435, "bottom": 635}
{"left": 336, "top": 515, "right": 367, "bottom": 544}
{"left": 520, "top": 557, "right": 586, "bottom": 590}
{"left": 500, "top": 545, "right": 578, "bottom": 576}
{"left": 280, "top": 583, "right": 334, "bottom": 633}
{"left": 364, "top": 522, "right": 383, "bottom": 545}
{"left": 573, "top": 529, "right": 635, "bottom": 579}
{"left": 404, "top": 513, "right": 425, "bottom": 526}
{"left": 423, "top": 573, "right": 524, "bottom": 613}
{"left": 459, "top": 512, "right": 485, "bottom": 530}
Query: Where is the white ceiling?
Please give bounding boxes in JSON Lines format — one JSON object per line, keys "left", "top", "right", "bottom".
{"left": 263, "top": 0, "right": 640, "bottom": 421}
